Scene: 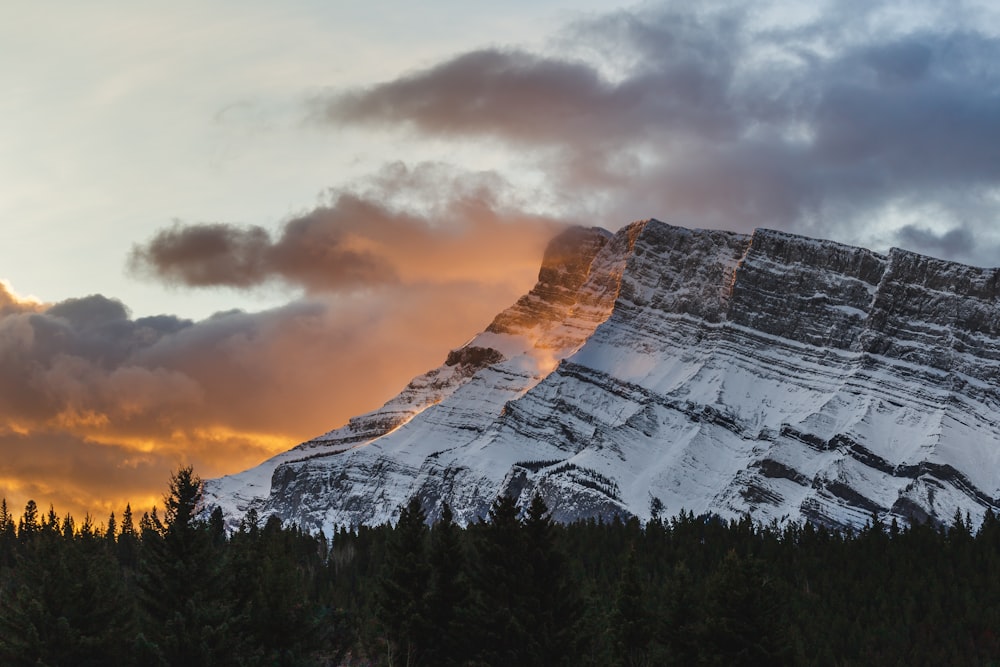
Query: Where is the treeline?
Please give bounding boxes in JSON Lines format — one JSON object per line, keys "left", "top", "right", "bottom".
{"left": 2, "top": 469, "right": 1000, "bottom": 666}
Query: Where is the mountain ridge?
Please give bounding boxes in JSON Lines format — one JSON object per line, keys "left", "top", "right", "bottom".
{"left": 205, "top": 218, "right": 1000, "bottom": 532}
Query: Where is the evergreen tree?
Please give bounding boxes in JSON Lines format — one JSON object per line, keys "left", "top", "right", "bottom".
{"left": 522, "top": 493, "right": 583, "bottom": 666}
{"left": 138, "top": 507, "right": 162, "bottom": 539}
{"left": 17, "top": 500, "right": 38, "bottom": 542}
{"left": 0, "top": 499, "right": 15, "bottom": 567}
{"left": 230, "top": 514, "right": 334, "bottom": 664}
{"left": 658, "top": 560, "right": 701, "bottom": 666}
{"left": 120, "top": 503, "right": 136, "bottom": 538}
{"left": 208, "top": 506, "right": 226, "bottom": 547}
{"left": 0, "top": 510, "right": 134, "bottom": 666}
{"left": 42, "top": 504, "right": 60, "bottom": 536}
{"left": 137, "top": 466, "right": 240, "bottom": 666}
{"left": 468, "top": 494, "right": 532, "bottom": 665}
{"left": 239, "top": 507, "right": 260, "bottom": 537}
{"left": 376, "top": 495, "right": 430, "bottom": 665}
{"left": 610, "top": 546, "right": 655, "bottom": 666}
{"left": 78, "top": 513, "right": 96, "bottom": 539}
{"left": 117, "top": 503, "right": 139, "bottom": 569}
{"left": 424, "top": 502, "right": 469, "bottom": 666}
{"left": 5, "top": 465, "right": 1000, "bottom": 665}
{"left": 700, "top": 549, "right": 787, "bottom": 666}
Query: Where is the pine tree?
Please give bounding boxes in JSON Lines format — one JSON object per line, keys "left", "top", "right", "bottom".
{"left": 137, "top": 466, "right": 240, "bottom": 666}
{"left": 701, "top": 549, "right": 787, "bottom": 666}
{"left": 376, "top": 495, "right": 430, "bottom": 665}
{"left": 468, "top": 493, "right": 532, "bottom": 665}
{"left": 611, "top": 546, "right": 654, "bottom": 666}
{"left": 230, "top": 514, "right": 333, "bottom": 664}
{"left": 42, "top": 505, "right": 59, "bottom": 536}
{"left": 78, "top": 513, "right": 95, "bottom": 539}
{"left": 0, "top": 499, "right": 15, "bottom": 567}
{"left": 117, "top": 504, "right": 139, "bottom": 569}
{"left": 657, "top": 560, "right": 700, "bottom": 666}
{"left": 17, "top": 500, "right": 38, "bottom": 542}
{"left": 105, "top": 512, "right": 117, "bottom": 547}
{"left": 208, "top": 506, "right": 226, "bottom": 547}
{"left": 120, "top": 504, "right": 135, "bottom": 538}
{"left": 138, "top": 507, "right": 162, "bottom": 538}
{"left": 424, "top": 502, "right": 469, "bottom": 666}
{"left": 522, "top": 493, "right": 583, "bottom": 666}
{"left": 0, "top": 506, "right": 134, "bottom": 666}
{"left": 239, "top": 507, "right": 260, "bottom": 537}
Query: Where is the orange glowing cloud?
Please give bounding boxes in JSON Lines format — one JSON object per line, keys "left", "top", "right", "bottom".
{"left": 0, "top": 169, "right": 560, "bottom": 524}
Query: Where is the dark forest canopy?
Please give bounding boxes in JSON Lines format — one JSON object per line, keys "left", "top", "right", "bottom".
{"left": 1, "top": 468, "right": 999, "bottom": 666}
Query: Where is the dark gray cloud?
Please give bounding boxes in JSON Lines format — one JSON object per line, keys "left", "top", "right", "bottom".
{"left": 323, "top": 8, "right": 745, "bottom": 155}
{"left": 0, "top": 296, "right": 197, "bottom": 428}
{"left": 317, "top": 2, "right": 1000, "bottom": 264}
{"left": 893, "top": 223, "right": 994, "bottom": 264}
{"left": 127, "top": 223, "right": 274, "bottom": 289}
{"left": 129, "top": 163, "right": 561, "bottom": 291}
{"left": 128, "top": 217, "right": 396, "bottom": 291}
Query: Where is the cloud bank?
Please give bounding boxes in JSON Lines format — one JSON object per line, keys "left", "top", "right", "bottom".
{"left": 319, "top": 1, "right": 1000, "bottom": 264}
{"left": 1, "top": 165, "right": 559, "bottom": 519}
{"left": 0, "top": 278, "right": 529, "bottom": 520}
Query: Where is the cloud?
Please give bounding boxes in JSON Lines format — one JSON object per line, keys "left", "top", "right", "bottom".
{"left": 892, "top": 223, "right": 1000, "bottom": 266}
{"left": 0, "top": 430, "right": 171, "bottom": 521}
{"left": 6, "top": 158, "right": 566, "bottom": 520}
{"left": 102, "top": 161, "right": 567, "bottom": 508}
{"left": 0, "top": 280, "right": 42, "bottom": 316}
{"left": 129, "top": 162, "right": 561, "bottom": 292}
{"left": 126, "top": 223, "right": 275, "bottom": 289}
{"left": 0, "top": 274, "right": 536, "bottom": 522}
{"left": 316, "top": 2, "right": 1000, "bottom": 264}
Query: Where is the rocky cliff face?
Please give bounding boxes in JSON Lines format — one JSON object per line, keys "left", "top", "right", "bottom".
{"left": 205, "top": 219, "right": 1000, "bottom": 532}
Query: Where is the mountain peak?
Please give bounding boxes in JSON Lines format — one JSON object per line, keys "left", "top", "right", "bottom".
{"left": 486, "top": 224, "right": 613, "bottom": 339}
{"left": 205, "top": 221, "right": 1000, "bottom": 532}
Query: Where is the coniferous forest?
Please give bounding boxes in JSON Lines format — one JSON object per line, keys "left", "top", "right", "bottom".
{"left": 1, "top": 468, "right": 999, "bottom": 666}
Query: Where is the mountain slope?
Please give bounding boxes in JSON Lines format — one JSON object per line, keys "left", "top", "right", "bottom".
{"left": 205, "top": 219, "right": 1000, "bottom": 532}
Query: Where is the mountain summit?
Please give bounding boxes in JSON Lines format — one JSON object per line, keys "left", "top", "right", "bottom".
{"left": 205, "top": 219, "right": 1000, "bottom": 532}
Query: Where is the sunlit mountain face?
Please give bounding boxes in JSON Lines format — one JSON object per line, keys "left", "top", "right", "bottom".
{"left": 207, "top": 219, "right": 1000, "bottom": 533}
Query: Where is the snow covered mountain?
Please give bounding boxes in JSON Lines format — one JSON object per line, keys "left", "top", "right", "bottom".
{"left": 205, "top": 219, "right": 1000, "bottom": 532}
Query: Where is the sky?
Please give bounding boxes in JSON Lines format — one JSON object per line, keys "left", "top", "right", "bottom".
{"left": 2, "top": 0, "right": 1000, "bottom": 523}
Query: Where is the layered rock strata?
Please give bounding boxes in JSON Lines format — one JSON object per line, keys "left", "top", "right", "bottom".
{"left": 206, "top": 220, "right": 1000, "bottom": 532}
